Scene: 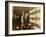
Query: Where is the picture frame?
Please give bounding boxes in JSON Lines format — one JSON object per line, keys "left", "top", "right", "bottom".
{"left": 5, "top": 1, "right": 45, "bottom": 36}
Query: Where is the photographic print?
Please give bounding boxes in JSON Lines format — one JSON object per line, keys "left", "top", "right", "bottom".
{"left": 5, "top": 1, "right": 45, "bottom": 36}
{"left": 12, "top": 6, "right": 40, "bottom": 30}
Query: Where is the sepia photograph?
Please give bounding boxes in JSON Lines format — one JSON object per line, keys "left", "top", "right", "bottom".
{"left": 12, "top": 6, "right": 40, "bottom": 30}
{"left": 5, "top": 1, "right": 45, "bottom": 36}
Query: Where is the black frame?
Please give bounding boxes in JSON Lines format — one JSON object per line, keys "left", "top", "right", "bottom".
{"left": 5, "top": 1, "right": 45, "bottom": 36}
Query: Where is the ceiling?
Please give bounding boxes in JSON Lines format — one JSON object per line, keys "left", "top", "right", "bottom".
{"left": 13, "top": 6, "right": 34, "bottom": 16}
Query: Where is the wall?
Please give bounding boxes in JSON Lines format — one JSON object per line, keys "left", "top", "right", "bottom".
{"left": 0, "top": 0, "right": 46, "bottom": 37}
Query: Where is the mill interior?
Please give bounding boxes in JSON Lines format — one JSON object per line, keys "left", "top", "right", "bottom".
{"left": 12, "top": 6, "right": 40, "bottom": 30}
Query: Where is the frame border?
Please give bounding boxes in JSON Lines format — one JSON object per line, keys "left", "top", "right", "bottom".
{"left": 5, "top": 1, "right": 45, "bottom": 36}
